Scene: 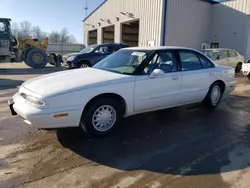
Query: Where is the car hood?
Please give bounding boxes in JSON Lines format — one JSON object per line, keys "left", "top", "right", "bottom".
{"left": 63, "top": 52, "right": 79, "bottom": 58}
{"left": 22, "top": 68, "right": 133, "bottom": 97}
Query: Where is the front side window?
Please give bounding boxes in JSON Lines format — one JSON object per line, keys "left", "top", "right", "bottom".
{"left": 180, "top": 51, "right": 202, "bottom": 71}
{"left": 155, "top": 51, "right": 177, "bottom": 73}
{"left": 219, "top": 50, "right": 229, "bottom": 59}
{"left": 199, "top": 55, "right": 214, "bottom": 69}
{"left": 95, "top": 46, "right": 109, "bottom": 54}
{"left": 228, "top": 50, "right": 238, "bottom": 57}
{"left": 93, "top": 50, "right": 151, "bottom": 74}
{"left": 0, "top": 22, "right": 5, "bottom": 32}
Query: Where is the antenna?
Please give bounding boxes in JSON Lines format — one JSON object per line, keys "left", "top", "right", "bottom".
{"left": 84, "top": 0, "right": 88, "bottom": 17}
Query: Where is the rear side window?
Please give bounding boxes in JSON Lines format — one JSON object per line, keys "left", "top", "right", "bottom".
{"left": 109, "top": 46, "right": 120, "bottom": 53}
{"left": 198, "top": 55, "right": 214, "bottom": 69}
{"left": 228, "top": 50, "right": 238, "bottom": 57}
{"left": 179, "top": 51, "right": 202, "bottom": 71}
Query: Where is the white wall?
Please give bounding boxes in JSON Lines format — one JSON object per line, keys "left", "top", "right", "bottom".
{"left": 165, "top": 0, "right": 211, "bottom": 50}
{"left": 46, "top": 44, "right": 85, "bottom": 54}
{"left": 210, "top": 4, "right": 249, "bottom": 57}
{"left": 83, "top": 0, "right": 164, "bottom": 46}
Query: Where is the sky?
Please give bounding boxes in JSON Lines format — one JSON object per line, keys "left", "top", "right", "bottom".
{"left": 0, "top": 0, "right": 105, "bottom": 43}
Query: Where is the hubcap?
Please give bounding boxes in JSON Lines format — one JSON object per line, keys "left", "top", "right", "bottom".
{"left": 211, "top": 85, "right": 221, "bottom": 104}
{"left": 92, "top": 105, "right": 116, "bottom": 132}
{"left": 32, "top": 53, "right": 43, "bottom": 64}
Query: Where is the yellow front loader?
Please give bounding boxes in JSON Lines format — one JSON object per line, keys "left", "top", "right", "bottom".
{"left": 15, "top": 38, "right": 50, "bottom": 68}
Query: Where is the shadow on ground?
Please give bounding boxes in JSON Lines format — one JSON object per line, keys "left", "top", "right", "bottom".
{"left": 0, "top": 79, "right": 24, "bottom": 90}
{"left": 56, "top": 95, "right": 250, "bottom": 177}
{"left": 0, "top": 67, "right": 64, "bottom": 75}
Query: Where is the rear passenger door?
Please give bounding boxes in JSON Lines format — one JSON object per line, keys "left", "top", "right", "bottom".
{"left": 228, "top": 50, "right": 238, "bottom": 68}
{"left": 179, "top": 50, "right": 214, "bottom": 104}
{"left": 217, "top": 50, "right": 230, "bottom": 66}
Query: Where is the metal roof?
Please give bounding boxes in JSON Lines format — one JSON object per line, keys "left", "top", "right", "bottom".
{"left": 82, "top": 0, "right": 233, "bottom": 22}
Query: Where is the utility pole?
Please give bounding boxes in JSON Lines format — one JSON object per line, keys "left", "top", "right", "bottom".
{"left": 84, "top": 0, "right": 88, "bottom": 17}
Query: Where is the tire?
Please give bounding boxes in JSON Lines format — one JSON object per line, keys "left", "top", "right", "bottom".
{"left": 76, "top": 61, "right": 91, "bottom": 68}
{"left": 24, "top": 48, "right": 47, "bottom": 69}
{"left": 204, "top": 83, "right": 223, "bottom": 109}
{"left": 48, "top": 53, "right": 57, "bottom": 66}
{"left": 235, "top": 62, "right": 242, "bottom": 73}
{"left": 80, "top": 98, "right": 122, "bottom": 137}
{"left": 247, "top": 74, "right": 250, "bottom": 80}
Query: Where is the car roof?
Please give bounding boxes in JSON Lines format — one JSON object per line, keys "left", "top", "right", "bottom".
{"left": 123, "top": 46, "right": 200, "bottom": 51}
{"left": 204, "top": 48, "right": 234, "bottom": 51}
{"left": 98, "top": 43, "right": 128, "bottom": 46}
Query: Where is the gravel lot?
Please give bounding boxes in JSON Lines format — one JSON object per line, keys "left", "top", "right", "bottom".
{"left": 1, "top": 62, "right": 250, "bottom": 188}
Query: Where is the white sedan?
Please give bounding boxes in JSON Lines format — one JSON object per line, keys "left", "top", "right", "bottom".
{"left": 9, "top": 46, "right": 236, "bottom": 136}
{"left": 203, "top": 48, "right": 244, "bottom": 73}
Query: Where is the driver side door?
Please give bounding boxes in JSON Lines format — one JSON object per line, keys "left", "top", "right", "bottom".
{"left": 134, "top": 50, "right": 182, "bottom": 113}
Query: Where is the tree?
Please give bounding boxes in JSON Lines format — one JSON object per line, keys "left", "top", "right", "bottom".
{"left": 11, "top": 20, "right": 78, "bottom": 44}
{"left": 32, "top": 26, "right": 47, "bottom": 41}
{"left": 19, "top": 21, "right": 32, "bottom": 39}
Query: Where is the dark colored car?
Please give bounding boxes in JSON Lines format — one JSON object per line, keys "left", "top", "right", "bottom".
{"left": 65, "top": 43, "right": 129, "bottom": 68}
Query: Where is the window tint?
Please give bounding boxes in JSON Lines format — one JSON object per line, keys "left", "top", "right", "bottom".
{"left": 219, "top": 50, "right": 229, "bottom": 59}
{"left": 145, "top": 51, "right": 177, "bottom": 74}
{"left": 228, "top": 50, "right": 238, "bottom": 57}
{"left": 199, "top": 55, "right": 214, "bottom": 69}
{"left": 155, "top": 51, "right": 177, "bottom": 73}
{"left": 109, "top": 46, "right": 120, "bottom": 53}
{"left": 180, "top": 51, "right": 202, "bottom": 71}
{"left": 95, "top": 46, "right": 109, "bottom": 53}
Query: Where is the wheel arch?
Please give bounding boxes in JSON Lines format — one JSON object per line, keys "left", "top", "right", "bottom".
{"left": 210, "top": 80, "right": 226, "bottom": 93}
{"left": 82, "top": 93, "right": 127, "bottom": 118}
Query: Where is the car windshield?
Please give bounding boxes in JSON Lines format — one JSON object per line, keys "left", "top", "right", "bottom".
{"left": 79, "top": 44, "right": 98, "bottom": 54}
{"left": 203, "top": 50, "right": 219, "bottom": 60}
{"left": 93, "top": 49, "right": 151, "bottom": 74}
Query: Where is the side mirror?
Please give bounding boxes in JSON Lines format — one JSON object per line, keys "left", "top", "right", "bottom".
{"left": 149, "top": 69, "right": 165, "bottom": 78}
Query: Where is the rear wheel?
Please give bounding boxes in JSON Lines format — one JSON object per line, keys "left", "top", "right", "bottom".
{"left": 80, "top": 98, "right": 122, "bottom": 137}
{"left": 204, "top": 83, "right": 223, "bottom": 108}
{"left": 235, "top": 62, "right": 242, "bottom": 73}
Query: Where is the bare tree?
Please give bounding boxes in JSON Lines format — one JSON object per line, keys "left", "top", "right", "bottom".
{"left": 19, "top": 21, "right": 32, "bottom": 39}
{"left": 11, "top": 20, "right": 78, "bottom": 44}
{"left": 49, "top": 31, "right": 61, "bottom": 43}
{"left": 32, "top": 26, "right": 47, "bottom": 41}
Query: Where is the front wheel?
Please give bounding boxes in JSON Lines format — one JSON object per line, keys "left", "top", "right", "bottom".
{"left": 80, "top": 98, "right": 122, "bottom": 137}
{"left": 247, "top": 74, "right": 250, "bottom": 80}
{"left": 204, "top": 83, "right": 223, "bottom": 108}
{"left": 76, "top": 61, "right": 91, "bottom": 68}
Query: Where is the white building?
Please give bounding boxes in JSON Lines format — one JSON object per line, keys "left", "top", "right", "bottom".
{"left": 83, "top": 0, "right": 250, "bottom": 61}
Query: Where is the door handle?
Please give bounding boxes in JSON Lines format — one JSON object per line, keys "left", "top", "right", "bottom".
{"left": 209, "top": 72, "right": 215, "bottom": 76}
{"left": 172, "top": 76, "right": 179, "bottom": 80}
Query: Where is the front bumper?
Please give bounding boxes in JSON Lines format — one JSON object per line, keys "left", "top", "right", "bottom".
{"left": 8, "top": 93, "right": 82, "bottom": 129}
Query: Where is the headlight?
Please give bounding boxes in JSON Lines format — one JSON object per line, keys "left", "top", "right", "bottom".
{"left": 25, "top": 95, "right": 46, "bottom": 107}
{"left": 67, "top": 56, "right": 76, "bottom": 61}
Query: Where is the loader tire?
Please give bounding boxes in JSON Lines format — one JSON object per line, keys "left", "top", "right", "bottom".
{"left": 25, "top": 48, "right": 47, "bottom": 69}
